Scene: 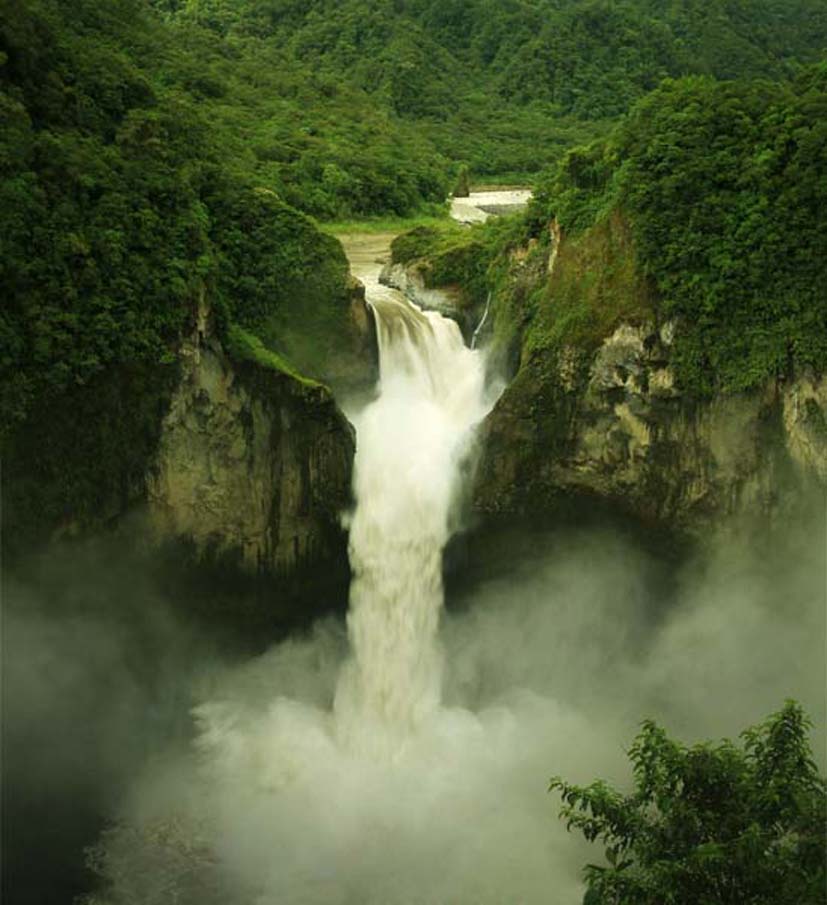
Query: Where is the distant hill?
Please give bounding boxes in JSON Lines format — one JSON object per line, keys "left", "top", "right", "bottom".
{"left": 152, "top": 0, "right": 827, "bottom": 179}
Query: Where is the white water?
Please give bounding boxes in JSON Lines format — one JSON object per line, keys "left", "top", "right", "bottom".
{"left": 335, "top": 288, "right": 496, "bottom": 756}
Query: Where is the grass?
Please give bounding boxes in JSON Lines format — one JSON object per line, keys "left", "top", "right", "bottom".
{"left": 319, "top": 200, "right": 452, "bottom": 236}
{"left": 320, "top": 213, "right": 452, "bottom": 236}
{"left": 469, "top": 174, "right": 536, "bottom": 190}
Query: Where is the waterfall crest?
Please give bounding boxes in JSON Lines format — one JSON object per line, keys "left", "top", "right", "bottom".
{"left": 335, "top": 291, "right": 496, "bottom": 756}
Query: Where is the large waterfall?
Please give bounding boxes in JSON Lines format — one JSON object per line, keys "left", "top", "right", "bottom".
{"left": 93, "top": 237, "right": 594, "bottom": 905}
{"left": 335, "top": 289, "right": 494, "bottom": 755}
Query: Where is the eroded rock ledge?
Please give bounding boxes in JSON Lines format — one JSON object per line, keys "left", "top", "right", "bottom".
{"left": 379, "top": 260, "right": 471, "bottom": 335}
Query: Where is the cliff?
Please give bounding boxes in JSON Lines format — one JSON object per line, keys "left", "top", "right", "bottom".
{"left": 386, "top": 214, "right": 827, "bottom": 533}
{"left": 3, "top": 291, "right": 369, "bottom": 602}
{"left": 144, "top": 299, "right": 355, "bottom": 577}
{"left": 475, "top": 320, "right": 827, "bottom": 530}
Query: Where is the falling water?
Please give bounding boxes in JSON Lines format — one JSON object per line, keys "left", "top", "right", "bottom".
{"left": 335, "top": 290, "right": 496, "bottom": 756}
{"left": 94, "top": 239, "right": 612, "bottom": 905}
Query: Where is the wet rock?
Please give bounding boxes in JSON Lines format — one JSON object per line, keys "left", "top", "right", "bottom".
{"left": 475, "top": 320, "right": 825, "bottom": 532}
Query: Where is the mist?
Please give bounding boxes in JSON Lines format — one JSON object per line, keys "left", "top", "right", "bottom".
{"left": 57, "top": 516, "right": 822, "bottom": 904}
{"left": 1, "top": 539, "right": 243, "bottom": 905}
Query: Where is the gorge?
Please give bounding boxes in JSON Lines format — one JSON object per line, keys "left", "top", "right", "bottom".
{"left": 2, "top": 2, "right": 826, "bottom": 902}
{"left": 7, "top": 228, "right": 821, "bottom": 905}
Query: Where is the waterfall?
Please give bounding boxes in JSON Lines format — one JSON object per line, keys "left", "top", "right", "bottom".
{"left": 334, "top": 291, "right": 495, "bottom": 756}
{"left": 471, "top": 291, "right": 492, "bottom": 350}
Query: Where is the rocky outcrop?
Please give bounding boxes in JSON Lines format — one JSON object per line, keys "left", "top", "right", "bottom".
{"left": 475, "top": 320, "right": 827, "bottom": 531}
{"left": 782, "top": 372, "right": 827, "bottom": 484}
{"left": 145, "top": 303, "right": 354, "bottom": 576}
{"left": 381, "top": 260, "right": 464, "bottom": 315}
{"left": 380, "top": 260, "right": 475, "bottom": 337}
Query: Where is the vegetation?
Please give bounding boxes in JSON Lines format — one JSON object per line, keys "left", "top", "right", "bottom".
{"left": 550, "top": 702, "right": 827, "bottom": 905}
{"left": 323, "top": 211, "right": 450, "bottom": 236}
{"left": 531, "top": 66, "right": 827, "bottom": 394}
{"left": 0, "top": 0, "right": 356, "bottom": 440}
{"left": 391, "top": 216, "right": 529, "bottom": 303}
{"left": 2, "top": 0, "right": 825, "bottom": 492}
{"left": 3, "top": 0, "right": 825, "bottom": 438}
{"left": 392, "top": 63, "right": 827, "bottom": 398}
{"left": 154, "top": 0, "right": 827, "bottom": 181}
{"left": 224, "top": 324, "right": 319, "bottom": 387}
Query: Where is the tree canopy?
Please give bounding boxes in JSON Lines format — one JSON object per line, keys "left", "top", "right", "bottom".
{"left": 551, "top": 702, "right": 827, "bottom": 905}
{"left": 530, "top": 65, "right": 827, "bottom": 394}
{"left": 2, "top": 0, "right": 825, "bottom": 433}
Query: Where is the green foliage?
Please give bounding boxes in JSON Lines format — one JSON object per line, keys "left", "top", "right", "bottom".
{"left": 453, "top": 163, "right": 471, "bottom": 198}
{"left": 2, "top": 0, "right": 825, "bottom": 441}
{"left": 206, "top": 187, "right": 350, "bottom": 338}
{"left": 157, "top": 0, "right": 827, "bottom": 189}
{"left": 619, "top": 71, "right": 827, "bottom": 394}
{"left": 225, "top": 323, "right": 319, "bottom": 388}
{"left": 532, "top": 66, "right": 827, "bottom": 394}
{"left": 550, "top": 702, "right": 827, "bottom": 905}
{"left": 391, "top": 215, "right": 531, "bottom": 310}
{"left": 0, "top": 0, "right": 356, "bottom": 440}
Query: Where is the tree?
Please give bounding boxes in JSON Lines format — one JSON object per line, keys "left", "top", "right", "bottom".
{"left": 550, "top": 702, "right": 827, "bottom": 905}
{"left": 453, "top": 162, "right": 470, "bottom": 197}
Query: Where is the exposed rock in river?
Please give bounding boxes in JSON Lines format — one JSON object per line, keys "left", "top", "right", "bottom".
{"left": 379, "top": 260, "right": 468, "bottom": 332}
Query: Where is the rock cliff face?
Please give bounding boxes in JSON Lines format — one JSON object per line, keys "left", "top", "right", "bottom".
{"left": 386, "top": 224, "right": 827, "bottom": 533}
{"left": 4, "top": 294, "right": 363, "bottom": 594}
{"left": 145, "top": 304, "right": 355, "bottom": 577}
{"left": 474, "top": 321, "right": 827, "bottom": 531}
{"left": 380, "top": 260, "right": 469, "bottom": 332}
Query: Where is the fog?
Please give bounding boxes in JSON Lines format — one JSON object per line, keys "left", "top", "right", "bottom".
{"left": 4, "top": 503, "right": 824, "bottom": 905}
{"left": 1, "top": 541, "right": 235, "bottom": 905}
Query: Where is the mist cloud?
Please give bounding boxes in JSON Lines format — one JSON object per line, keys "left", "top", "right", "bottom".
{"left": 77, "top": 506, "right": 825, "bottom": 905}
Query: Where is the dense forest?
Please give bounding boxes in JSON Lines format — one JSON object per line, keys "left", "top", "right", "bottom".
{"left": 3, "top": 0, "right": 826, "bottom": 439}
{"left": 532, "top": 65, "right": 827, "bottom": 394}
{"left": 394, "top": 63, "right": 827, "bottom": 396}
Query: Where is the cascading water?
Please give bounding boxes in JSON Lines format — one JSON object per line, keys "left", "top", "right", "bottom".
{"left": 96, "top": 235, "right": 593, "bottom": 905}
{"left": 334, "top": 290, "right": 496, "bottom": 756}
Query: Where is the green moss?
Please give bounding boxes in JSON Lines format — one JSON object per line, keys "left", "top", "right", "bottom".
{"left": 524, "top": 212, "right": 656, "bottom": 358}
{"left": 225, "top": 323, "right": 322, "bottom": 388}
